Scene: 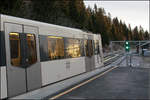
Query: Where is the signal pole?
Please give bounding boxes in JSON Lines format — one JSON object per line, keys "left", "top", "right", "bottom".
{"left": 125, "top": 41, "right": 130, "bottom": 67}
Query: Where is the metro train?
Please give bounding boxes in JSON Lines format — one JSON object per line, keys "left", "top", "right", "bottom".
{"left": 0, "top": 14, "right": 104, "bottom": 99}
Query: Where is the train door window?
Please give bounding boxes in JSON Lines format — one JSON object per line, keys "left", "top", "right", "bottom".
{"left": 9, "top": 33, "right": 21, "bottom": 66}
{"left": 26, "top": 34, "right": 37, "bottom": 65}
{"left": 47, "top": 36, "right": 64, "bottom": 60}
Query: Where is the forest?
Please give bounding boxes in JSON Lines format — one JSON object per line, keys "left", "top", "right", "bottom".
{"left": 0, "top": 0, "right": 149, "bottom": 47}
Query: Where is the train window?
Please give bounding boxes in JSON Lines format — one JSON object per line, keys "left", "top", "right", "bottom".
{"left": 84, "top": 40, "right": 88, "bottom": 56}
{"left": 84, "top": 40, "right": 94, "bottom": 57}
{"left": 0, "top": 32, "right": 1, "bottom": 66}
{"left": 26, "top": 34, "right": 37, "bottom": 65}
{"left": 47, "top": 36, "right": 64, "bottom": 60}
{"left": 64, "top": 38, "right": 82, "bottom": 58}
{"left": 64, "top": 38, "right": 74, "bottom": 58}
{"left": 73, "top": 39, "right": 81, "bottom": 58}
{"left": 94, "top": 40, "right": 100, "bottom": 55}
{"left": 39, "top": 35, "right": 49, "bottom": 61}
{"left": 0, "top": 31, "right": 6, "bottom": 66}
{"left": 88, "top": 40, "right": 94, "bottom": 57}
{"left": 79, "top": 39, "right": 85, "bottom": 56}
{"left": 9, "top": 32, "right": 21, "bottom": 66}
{"left": 97, "top": 41, "right": 100, "bottom": 55}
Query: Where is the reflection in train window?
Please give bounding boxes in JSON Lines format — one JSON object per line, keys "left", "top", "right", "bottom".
{"left": 64, "top": 39, "right": 74, "bottom": 58}
{"left": 79, "top": 39, "right": 85, "bottom": 56}
{"left": 73, "top": 39, "right": 81, "bottom": 58}
{"left": 48, "top": 36, "right": 64, "bottom": 60}
{"left": 64, "top": 38, "right": 82, "bottom": 58}
{"left": 26, "top": 34, "right": 37, "bottom": 65}
{"left": 9, "top": 33, "right": 21, "bottom": 66}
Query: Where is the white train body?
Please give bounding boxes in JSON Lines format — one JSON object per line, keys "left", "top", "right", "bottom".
{"left": 0, "top": 14, "right": 103, "bottom": 99}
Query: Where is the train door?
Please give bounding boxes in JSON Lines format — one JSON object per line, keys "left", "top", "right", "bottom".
{"left": 4, "top": 23, "right": 41, "bottom": 97}
{"left": 84, "top": 39, "right": 95, "bottom": 72}
{"left": 23, "top": 25, "right": 41, "bottom": 91}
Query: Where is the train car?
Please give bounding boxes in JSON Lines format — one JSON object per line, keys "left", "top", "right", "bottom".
{"left": 0, "top": 14, "right": 103, "bottom": 99}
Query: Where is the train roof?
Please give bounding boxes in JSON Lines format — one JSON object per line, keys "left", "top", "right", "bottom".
{"left": 0, "top": 14, "right": 100, "bottom": 37}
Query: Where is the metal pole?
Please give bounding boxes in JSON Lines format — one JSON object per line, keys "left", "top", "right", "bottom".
{"left": 110, "top": 41, "right": 113, "bottom": 54}
{"left": 139, "top": 41, "right": 140, "bottom": 56}
{"left": 126, "top": 52, "right": 129, "bottom": 67}
{"left": 130, "top": 53, "right": 132, "bottom": 67}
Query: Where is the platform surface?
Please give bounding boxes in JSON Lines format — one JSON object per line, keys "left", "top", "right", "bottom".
{"left": 57, "top": 67, "right": 150, "bottom": 99}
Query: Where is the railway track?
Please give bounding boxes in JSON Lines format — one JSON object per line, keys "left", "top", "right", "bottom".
{"left": 104, "top": 52, "right": 124, "bottom": 66}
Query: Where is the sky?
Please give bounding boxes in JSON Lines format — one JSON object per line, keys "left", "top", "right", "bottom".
{"left": 84, "top": 1, "right": 149, "bottom": 32}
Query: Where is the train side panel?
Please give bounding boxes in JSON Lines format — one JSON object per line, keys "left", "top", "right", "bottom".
{"left": 0, "top": 15, "right": 8, "bottom": 99}
{"left": 0, "top": 67, "right": 7, "bottom": 99}
{"left": 41, "top": 57, "right": 86, "bottom": 86}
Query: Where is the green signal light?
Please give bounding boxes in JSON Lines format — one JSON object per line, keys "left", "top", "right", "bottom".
{"left": 125, "top": 41, "right": 130, "bottom": 52}
{"left": 126, "top": 46, "right": 129, "bottom": 49}
{"left": 126, "top": 42, "right": 129, "bottom": 45}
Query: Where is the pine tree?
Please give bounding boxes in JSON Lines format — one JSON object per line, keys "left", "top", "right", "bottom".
{"left": 144, "top": 30, "right": 150, "bottom": 40}
{"left": 0, "top": 0, "right": 24, "bottom": 17}
{"left": 133, "top": 26, "right": 139, "bottom": 40}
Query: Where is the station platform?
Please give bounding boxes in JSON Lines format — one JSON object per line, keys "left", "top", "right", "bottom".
{"left": 11, "top": 56, "right": 124, "bottom": 99}
{"left": 56, "top": 67, "right": 150, "bottom": 99}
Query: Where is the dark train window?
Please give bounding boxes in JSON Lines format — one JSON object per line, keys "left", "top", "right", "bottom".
{"left": 0, "top": 31, "right": 6, "bottom": 66}
{"left": 94, "top": 40, "right": 100, "bottom": 55}
{"left": 47, "top": 36, "right": 65, "bottom": 60}
{"left": 9, "top": 33, "right": 21, "bottom": 66}
{"left": 26, "top": 34, "right": 37, "bottom": 65}
{"left": 89, "top": 40, "right": 94, "bottom": 56}
{"left": 84, "top": 40, "right": 94, "bottom": 57}
{"left": 84, "top": 40, "right": 88, "bottom": 56}
{"left": 39, "top": 35, "right": 49, "bottom": 61}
